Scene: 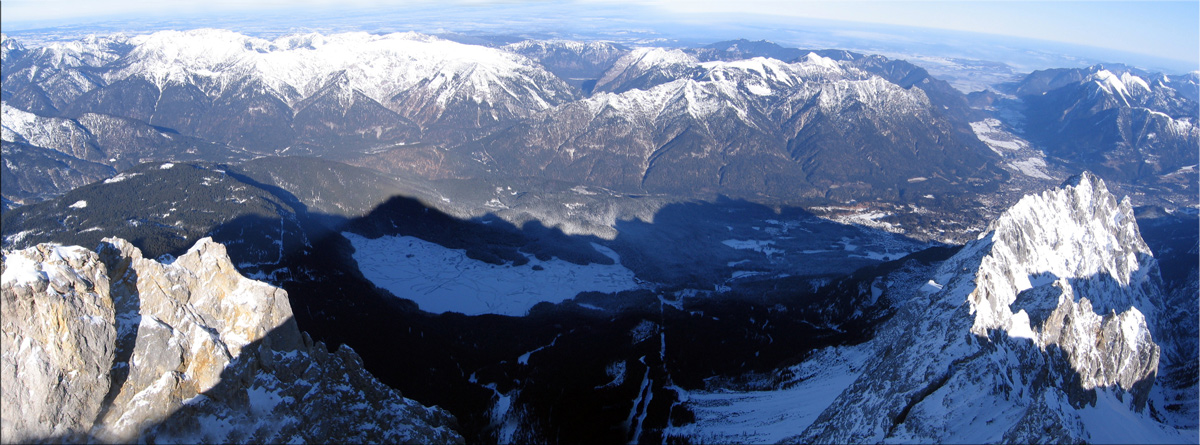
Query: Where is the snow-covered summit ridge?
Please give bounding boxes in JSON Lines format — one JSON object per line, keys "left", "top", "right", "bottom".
{"left": 108, "top": 29, "right": 573, "bottom": 114}
{"left": 503, "top": 38, "right": 622, "bottom": 55}
{"left": 599, "top": 47, "right": 859, "bottom": 94}
{"left": 1089, "top": 69, "right": 1151, "bottom": 103}
{"left": 1, "top": 33, "right": 24, "bottom": 63}
{"left": 577, "top": 49, "right": 926, "bottom": 125}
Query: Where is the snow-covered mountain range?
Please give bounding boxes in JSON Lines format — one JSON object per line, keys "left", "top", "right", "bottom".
{"left": 4, "top": 30, "right": 1196, "bottom": 243}
{"left": 4, "top": 31, "right": 576, "bottom": 148}
{"left": 0, "top": 30, "right": 1000, "bottom": 241}
{"left": 1012, "top": 65, "right": 1199, "bottom": 184}
{"left": 466, "top": 49, "right": 1004, "bottom": 205}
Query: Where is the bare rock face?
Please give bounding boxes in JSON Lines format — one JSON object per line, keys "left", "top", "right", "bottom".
{"left": 1, "top": 244, "right": 115, "bottom": 443}
{"left": 1, "top": 237, "right": 462, "bottom": 444}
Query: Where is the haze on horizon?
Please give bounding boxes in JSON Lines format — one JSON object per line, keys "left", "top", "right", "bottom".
{"left": 2, "top": 0, "right": 1197, "bottom": 70}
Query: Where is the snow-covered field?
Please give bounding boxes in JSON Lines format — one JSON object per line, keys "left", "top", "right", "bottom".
{"left": 970, "top": 119, "right": 1028, "bottom": 153}
{"left": 344, "top": 232, "right": 640, "bottom": 316}
{"left": 664, "top": 345, "right": 869, "bottom": 444}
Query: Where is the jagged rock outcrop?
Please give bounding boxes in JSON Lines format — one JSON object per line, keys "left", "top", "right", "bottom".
{"left": 788, "top": 172, "right": 1176, "bottom": 443}
{"left": 968, "top": 172, "right": 1162, "bottom": 398}
{"left": 0, "top": 244, "right": 116, "bottom": 442}
{"left": 1, "top": 237, "right": 463, "bottom": 444}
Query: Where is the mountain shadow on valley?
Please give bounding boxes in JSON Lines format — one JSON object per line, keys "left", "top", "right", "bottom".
{"left": 191, "top": 188, "right": 946, "bottom": 443}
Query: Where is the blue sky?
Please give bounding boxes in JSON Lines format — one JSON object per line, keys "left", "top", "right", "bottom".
{"left": 2, "top": 0, "right": 1197, "bottom": 67}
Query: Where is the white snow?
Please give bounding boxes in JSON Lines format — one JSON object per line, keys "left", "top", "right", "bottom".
{"left": 517, "top": 334, "right": 560, "bottom": 365}
{"left": 920, "top": 279, "right": 944, "bottom": 294}
{"left": 1092, "top": 70, "right": 1129, "bottom": 98}
{"left": 629, "top": 320, "right": 657, "bottom": 344}
{"left": 343, "top": 232, "right": 639, "bottom": 316}
{"left": 722, "top": 239, "right": 783, "bottom": 257}
{"left": 595, "top": 361, "right": 627, "bottom": 389}
{"left": 159, "top": 163, "right": 175, "bottom": 169}
{"left": 625, "top": 356, "right": 654, "bottom": 444}
{"left": 246, "top": 385, "right": 283, "bottom": 416}
{"left": 485, "top": 384, "right": 520, "bottom": 443}
{"left": 665, "top": 345, "right": 869, "bottom": 444}
{"left": 1, "top": 102, "right": 91, "bottom": 150}
{"left": 68, "top": 200, "right": 87, "bottom": 209}
{"left": 744, "top": 82, "right": 773, "bottom": 96}
{"left": 1078, "top": 389, "right": 1196, "bottom": 444}
{"left": 971, "top": 119, "right": 1028, "bottom": 153}
{"left": 1119, "top": 72, "right": 1150, "bottom": 92}
{"left": 1, "top": 251, "right": 45, "bottom": 285}
{"left": 117, "top": 30, "right": 564, "bottom": 115}
{"left": 802, "top": 52, "right": 842, "bottom": 71}
{"left": 1006, "top": 310, "right": 1037, "bottom": 339}
{"left": 104, "top": 172, "right": 141, "bottom": 184}
{"left": 0, "top": 102, "right": 39, "bottom": 140}
{"left": 1, "top": 245, "right": 91, "bottom": 288}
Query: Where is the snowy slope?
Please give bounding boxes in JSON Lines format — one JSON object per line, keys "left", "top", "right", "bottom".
{"left": 2, "top": 101, "right": 102, "bottom": 161}
{"left": 518, "top": 50, "right": 931, "bottom": 157}
{"left": 4, "top": 30, "right": 580, "bottom": 153}
{"left": 1, "top": 34, "right": 127, "bottom": 111}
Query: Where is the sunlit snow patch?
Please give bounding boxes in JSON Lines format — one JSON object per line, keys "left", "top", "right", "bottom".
{"left": 104, "top": 172, "right": 141, "bottom": 184}
{"left": 344, "top": 232, "right": 639, "bottom": 316}
{"left": 970, "top": 119, "right": 1028, "bottom": 153}
{"left": 722, "top": 239, "right": 782, "bottom": 256}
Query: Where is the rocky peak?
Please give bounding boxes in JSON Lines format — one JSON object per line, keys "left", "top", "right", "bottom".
{"left": 1, "top": 34, "right": 25, "bottom": 63}
{"left": 1, "top": 237, "right": 462, "bottom": 444}
{"left": 794, "top": 172, "right": 1171, "bottom": 443}
{"left": 965, "top": 172, "right": 1163, "bottom": 408}
{"left": 971, "top": 171, "right": 1161, "bottom": 336}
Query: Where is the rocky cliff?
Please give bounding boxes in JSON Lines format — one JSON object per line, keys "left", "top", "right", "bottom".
{"left": 1, "top": 237, "right": 462, "bottom": 444}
